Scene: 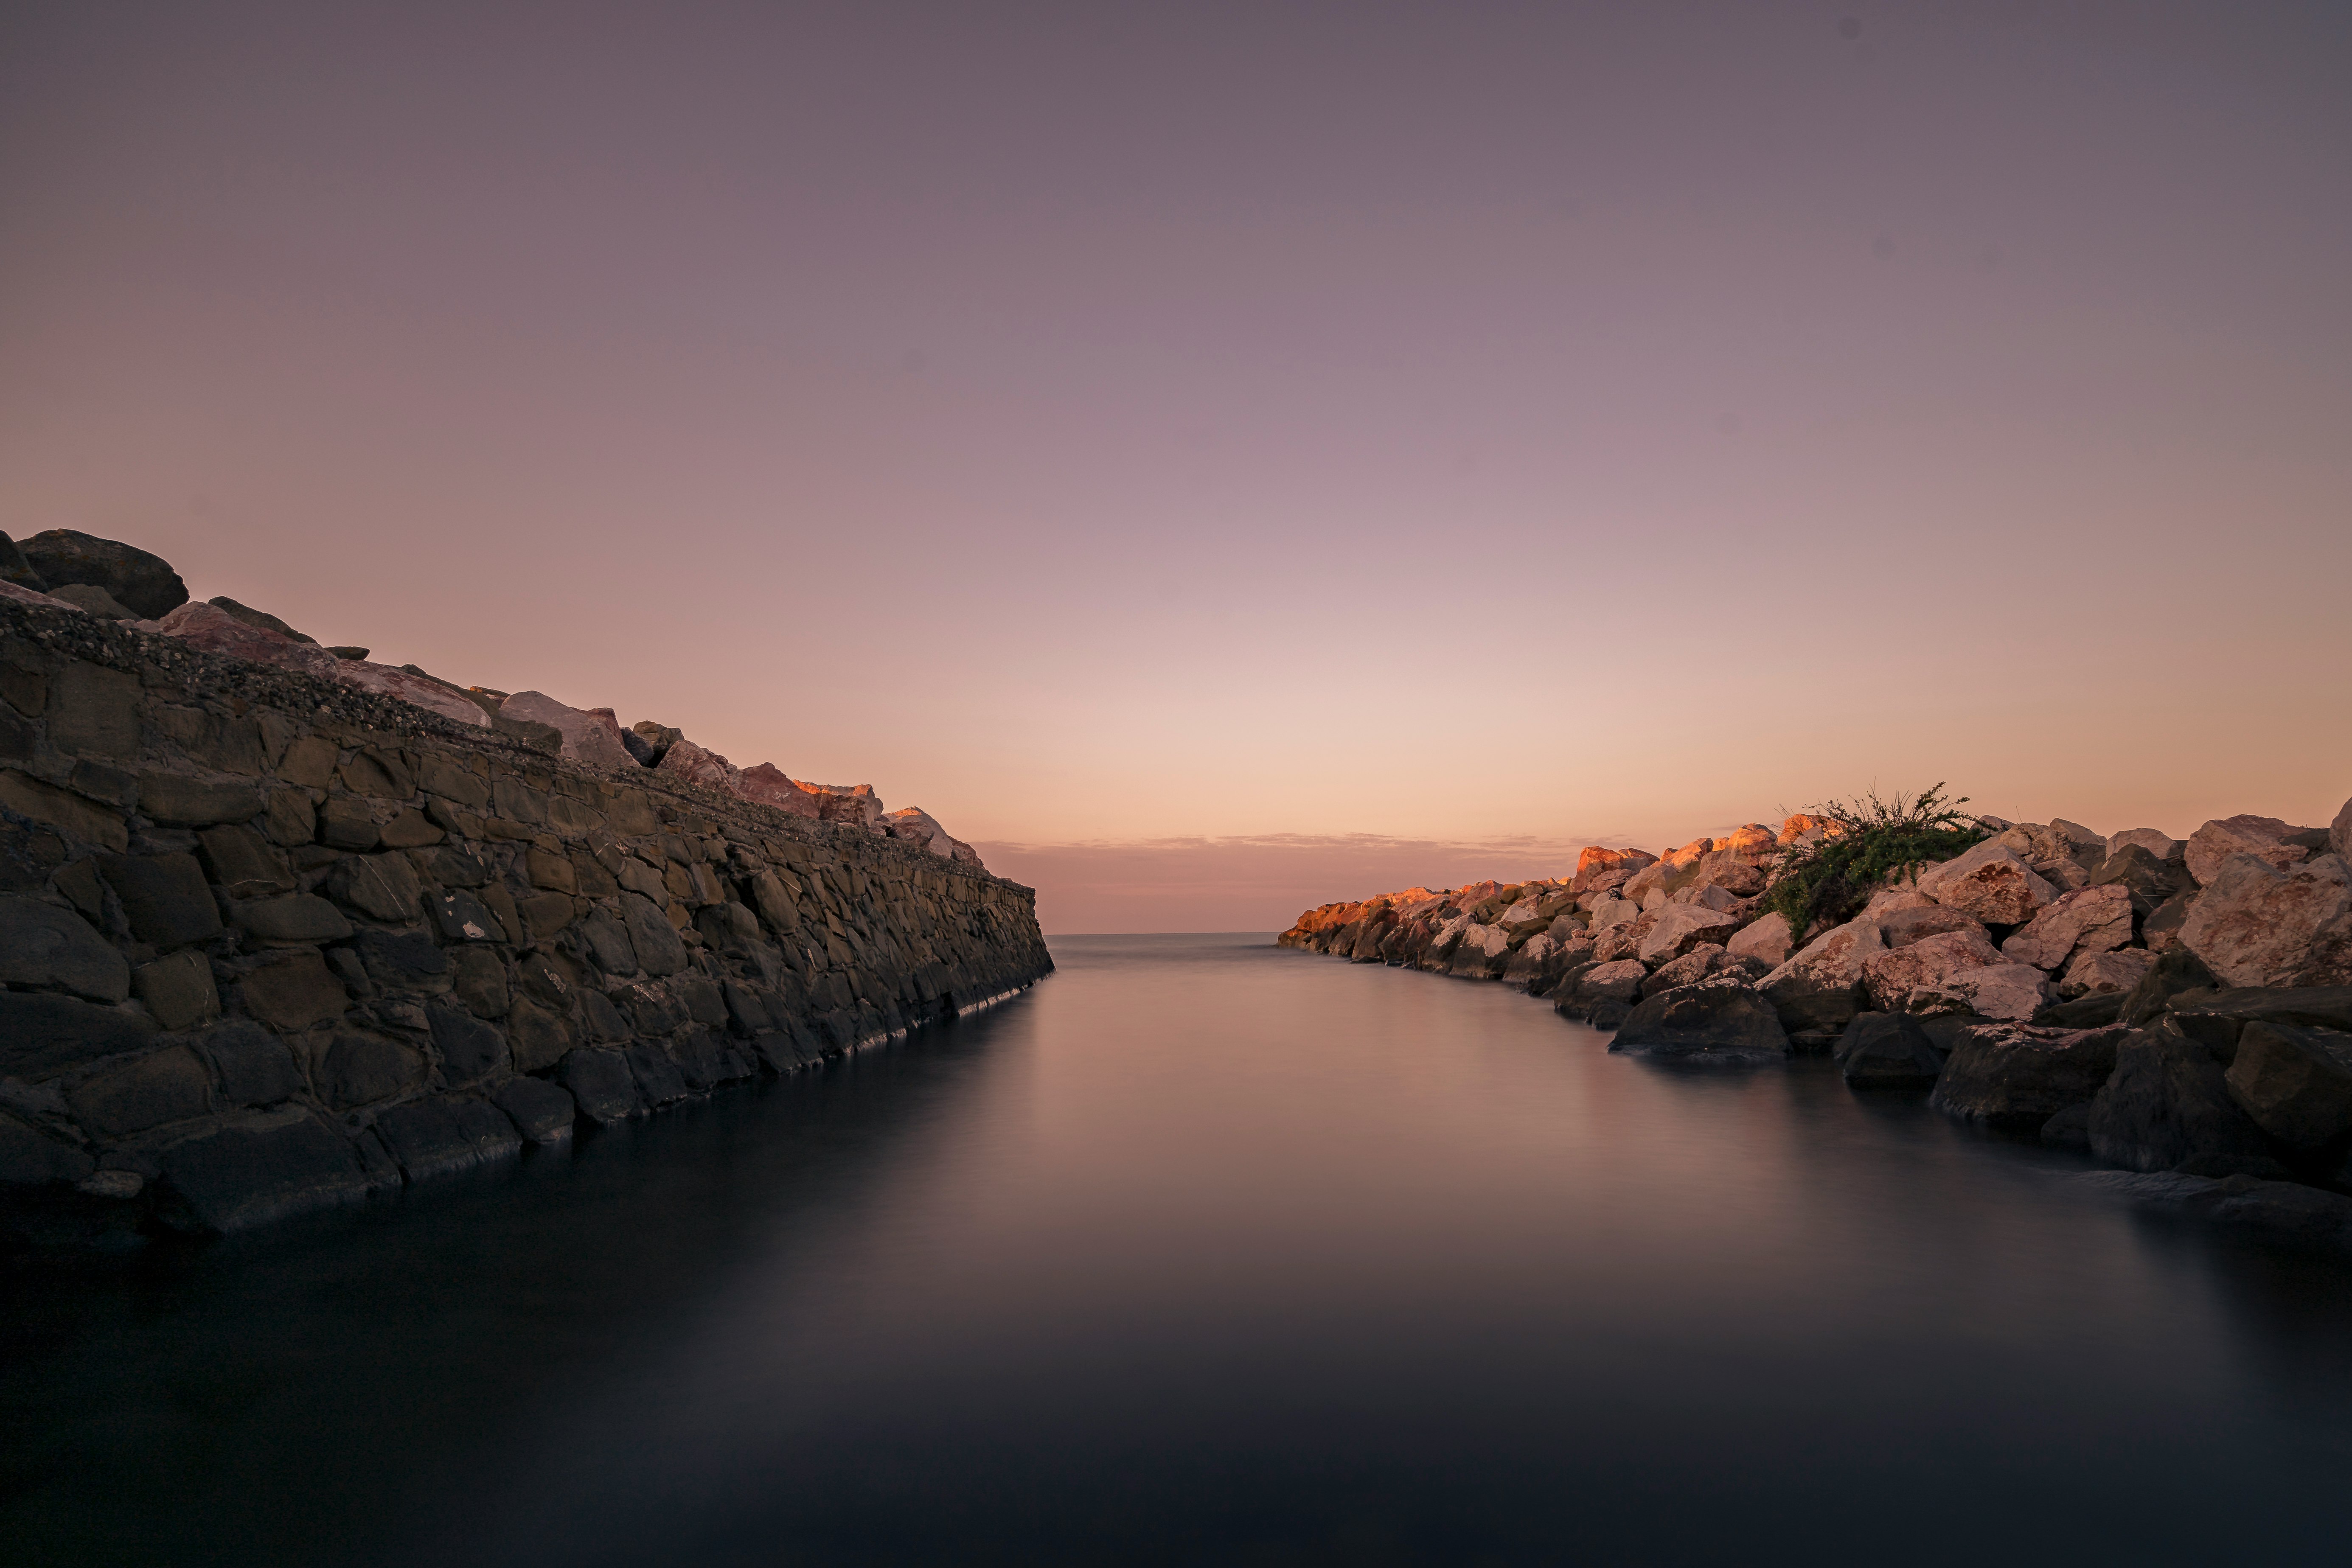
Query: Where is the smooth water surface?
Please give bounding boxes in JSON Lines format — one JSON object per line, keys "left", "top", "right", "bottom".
{"left": 8, "top": 934, "right": 2352, "bottom": 1565}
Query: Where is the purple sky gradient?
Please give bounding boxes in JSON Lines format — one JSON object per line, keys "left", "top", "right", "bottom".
{"left": 5, "top": 3, "right": 2349, "bottom": 929}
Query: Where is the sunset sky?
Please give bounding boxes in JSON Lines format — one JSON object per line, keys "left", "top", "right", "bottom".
{"left": 5, "top": 3, "right": 2348, "bottom": 930}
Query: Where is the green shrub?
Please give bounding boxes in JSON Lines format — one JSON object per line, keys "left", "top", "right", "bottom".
{"left": 1758, "top": 784, "right": 1986, "bottom": 942}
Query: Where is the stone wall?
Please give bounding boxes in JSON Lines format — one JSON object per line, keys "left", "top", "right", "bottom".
{"left": 0, "top": 597, "right": 1052, "bottom": 1245}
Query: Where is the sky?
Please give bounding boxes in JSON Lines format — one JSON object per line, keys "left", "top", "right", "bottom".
{"left": 3, "top": 2, "right": 2348, "bottom": 931}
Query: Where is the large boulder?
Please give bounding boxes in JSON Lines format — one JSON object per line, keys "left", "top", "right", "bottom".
{"left": 1611, "top": 979, "right": 1789, "bottom": 1063}
{"left": 1836, "top": 1012, "right": 1947, "bottom": 1088}
{"left": 16, "top": 530, "right": 188, "bottom": 618}
{"left": 1931, "top": 1023, "right": 2127, "bottom": 1130}
{"left": 1915, "top": 841, "right": 2058, "bottom": 925}
{"left": 2334, "top": 796, "right": 2352, "bottom": 864}
{"left": 2106, "top": 828, "right": 2184, "bottom": 861}
{"left": 881, "top": 806, "right": 980, "bottom": 865}
{"left": 1757, "top": 917, "right": 1883, "bottom": 1031}
{"left": 1725, "top": 911, "right": 1792, "bottom": 967}
{"left": 1586, "top": 896, "right": 1640, "bottom": 932}
{"left": 0, "top": 895, "right": 129, "bottom": 1002}
{"left": 1572, "top": 845, "right": 1657, "bottom": 892}
{"left": 206, "top": 595, "right": 317, "bottom": 644}
{"left": 733, "top": 763, "right": 822, "bottom": 819}
{"left": 2184, "top": 815, "right": 2314, "bottom": 886}
{"left": 1875, "top": 904, "right": 1985, "bottom": 949}
{"left": 1447, "top": 922, "right": 1510, "bottom": 979}
{"left": 497, "top": 692, "right": 637, "bottom": 770}
{"left": 801, "top": 781, "right": 887, "bottom": 830}
{"left": 2223, "top": 1021, "right": 2352, "bottom": 1152}
{"left": 655, "top": 736, "right": 741, "bottom": 792}
{"left": 150, "top": 600, "right": 345, "bottom": 681}
{"left": 1636, "top": 903, "right": 1740, "bottom": 965}
{"left": 1861, "top": 927, "right": 1999, "bottom": 1012}
{"left": 1999, "top": 884, "right": 2133, "bottom": 971}
{"left": 2178, "top": 852, "right": 2352, "bottom": 988}
{"left": 2089, "top": 844, "right": 2193, "bottom": 919}
{"left": 1911, "top": 963, "right": 2052, "bottom": 1021}
{"left": 2061, "top": 946, "right": 2158, "bottom": 999}
{"left": 2089, "top": 1025, "right": 2273, "bottom": 1172}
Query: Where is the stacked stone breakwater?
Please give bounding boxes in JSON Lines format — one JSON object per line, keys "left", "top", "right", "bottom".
{"left": 0, "top": 595, "right": 1050, "bottom": 1248}
{"left": 1280, "top": 805, "right": 2352, "bottom": 1252}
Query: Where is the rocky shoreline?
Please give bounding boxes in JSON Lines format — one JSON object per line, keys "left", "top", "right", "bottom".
{"left": 0, "top": 532, "right": 1051, "bottom": 1251}
{"left": 1279, "top": 805, "right": 2352, "bottom": 1254}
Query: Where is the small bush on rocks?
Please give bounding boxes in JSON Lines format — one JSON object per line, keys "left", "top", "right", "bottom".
{"left": 1760, "top": 784, "right": 1986, "bottom": 940}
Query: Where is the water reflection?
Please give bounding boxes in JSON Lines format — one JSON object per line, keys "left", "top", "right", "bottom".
{"left": 7, "top": 935, "right": 2352, "bottom": 1567}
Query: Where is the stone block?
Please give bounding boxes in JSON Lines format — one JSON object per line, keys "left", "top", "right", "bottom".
{"left": 275, "top": 735, "right": 340, "bottom": 789}
{"left": 2186, "top": 815, "right": 2310, "bottom": 886}
{"left": 556, "top": 1048, "right": 640, "bottom": 1123}
{"left": 377, "top": 809, "right": 442, "bottom": 848}
{"left": 320, "top": 1032, "right": 423, "bottom": 1108}
{"left": 427, "top": 999, "right": 508, "bottom": 1084}
{"left": 2090, "top": 1027, "right": 2271, "bottom": 1172}
{"left": 426, "top": 887, "right": 509, "bottom": 943}
{"left": 519, "top": 891, "right": 575, "bottom": 940}
{"left": 418, "top": 844, "right": 490, "bottom": 887}
{"left": 339, "top": 749, "right": 413, "bottom": 799}
{"left": 525, "top": 847, "right": 576, "bottom": 893}
{"left": 450, "top": 948, "right": 510, "bottom": 1017}
{"left": 196, "top": 1020, "right": 305, "bottom": 1106}
{"left": 478, "top": 883, "right": 523, "bottom": 942}
{"left": 1836, "top": 1013, "right": 1945, "bottom": 1088}
{"left": 134, "top": 949, "right": 219, "bottom": 1030}
{"left": 2224, "top": 1022, "right": 2352, "bottom": 1151}
{"left": 1931, "top": 1024, "right": 2125, "bottom": 1130}
{"left": 234, "top": 893, "right": 354, "bottom": 945}
{"left": 156, "top": 1113, "right": 379, "bottom": 1232}
{"left": 415, "top": 753, "right": 490, "bottom": 808}
{"left": 373, "top": 1096, "right": 521, "bottom": 1181}
{"left": 581, "top": 987, "right": 631, "bottom": 1041}
{"left": 239, "top": 952, "right": 348, "bottom": 1030}
{"left": 0, "top": 893, "right": 129, "bottom": 1001}
{"left": 492, "top": 1077, "right": 576, "bottom": 1144}
{"left": 0, "top": 1111, "right": 95, "bottom": 1187}
{"left": 97, "top": 851, "right": 223, "bottom": 948}
{"left": 318, "top": 796, "right": 381, "bottom": 850}
{"left": 1, "top": 769, "right": 129, "bottom": 852}
{"left": 621, "top": 892, "right": 687, "bottom": 976}
{"left": 136, "top": 772, "right": 264, "bottom": 827}
{"left": 505, "top": 999, "right": 574, "bottom": 1072}
{"left": 325, "top": 853, "right": 422, "bottom": 923}
{"left": 351, "top": 928, "right": 452, "bottom": 994}
{"left": 0, "top": 992, "right": 159, "bottom": 1075}
{"left": 2181, "top": 853, "right": 2352, "bottom": 989}
{"left": 68, "top": 1046, "right": 211, "bottom": 1135}
{"left": 196, "top": 823, "right": 294, "bottom": 896}
{"left": 491, "top": 777, "right": 549, "bottom": 826}
{"left": 262, "top": 788, "right": 316, "bottom": 847}
{"left": 48, "top": 662, "right": 143, "bottom": 758}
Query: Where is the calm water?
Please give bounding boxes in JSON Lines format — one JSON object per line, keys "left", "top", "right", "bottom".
{"left": 8, "top": 934, "right": 2352, "bottom": 1566}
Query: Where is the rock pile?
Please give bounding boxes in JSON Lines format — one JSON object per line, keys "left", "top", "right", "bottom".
{"left": 0, "top": 547, "right": 1049, "bottom": 1250}
{"left": 1280, "top": 801, "right": 2352, "bottom": 1250}
{"left": 0, "top": 530, "right": 983, "bottom": 867}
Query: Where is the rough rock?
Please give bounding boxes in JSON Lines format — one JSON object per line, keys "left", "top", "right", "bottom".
{"left": 149, "top": 601, "right": 344, "bottom": 681}
{"left": 156, "top": 1111, "right": 386, "bottom": 1232}
{"left": 1861, "top": 928, "right": 2000, "bottom": 1012}
{"left": 134, "top": 949, "right": 219, "bottom": 1030}
{"left": 1999, "top": 883, "right": 2133, "bottom": 971}
{"left": 1876, "top": 904, "right": 1987, "bottom": 950}
{"left": 138, "top": 772, "right": 266, "bottom": 827}
{"left": 206, "top": 596, "right": 316, "bottom": 644}
{"left": 2089, "top": 1025, "right": 2273, "bottom": 1172}
{"left": 1571, "top": 845, "right": 1657, "bottom": 892}
{"left": 492, "top": 1077, "right": 577, "bottom": 1144}
{"left": 881, "top": 806, "right": 981, "bottom": 865}
{"left": 0, "top": 1111, "right": 95, "bottom": 1188}
{"left": 0, "top": 993, "right": 158, "bottom": 1075}
{"left": 1643, "top": 945, "right": 1727, "bottom": 993}
{"left": 1574, "top": 959, "right": 1648, "bottom": 1008}
{"left": 656, "top": 736, "right": 741, "bottom": 793}
{"left": 1757, "top": 917, "right": 1883, "bottom": 1032}
{"left": 1587, "top": 896, "right": 1640, "bottom": 932}
{"left": 334, "top": 661, "right": 495, "bottom": 729}
{"left": 17, "top": 530, "right": 188, "bottom": 619}
{"left": 2184, "top": 815, "right": 2313, "bottom": 887}
{"left": 1611, "top": 979, "right": 1789, "bottom": 1063}
{"left": 46, "top": 583, "right": 140, "bottom": 619}
{"left": 497, "top": 691, "right": 637, "bottom": 771}
{"left": 2089, "top": 844, "right": 2192, "bottom": 919}
{"left": 2107, "top": 828, "right": 2183, "bottom": 861}
{"left": 1636, "top": 903, "right": 1740, "bottom": 965}
{"left": 2178, "top": 852, "right": 2352, "bottom": 988}
{"left": 1724, "top": 911, "right": 1791, "bottom": 967}
{"left": 1909, "top": 963, "right": 2051, "bottom": 1021}
{"left": 1931, "top": 1024, "right": 2126, "bottom": 1130}
{"left": 0, "top": 894, "right": 129, "bottom": 1002}
{"left": 0, "top": 531, "right": 45, "bottom": 591}
{"left": 2223, "top": 1022, "right": 2352, "bottom": 1152}
{"left": 2061, "top": 946, "right": 2158, "bottom": 999}
{"left": 373, "top": 1097, "right": 522, "bottom": 1181}
{"left": 97, "top": 852, "right": 224, "bottom": 948}
{"left": 1836, "top": 1012, "right": 1945, "bottom": 1088}
{"left": 1914, "top": 841, "right": 2057, "bottom": 926}
{"left": 733, "top": 762, "right": 822, "bottom": 818}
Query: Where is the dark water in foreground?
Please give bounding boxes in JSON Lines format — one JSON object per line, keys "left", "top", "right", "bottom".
{"left": 9, "top": 935, "right": 2352, "bottom": 1566}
